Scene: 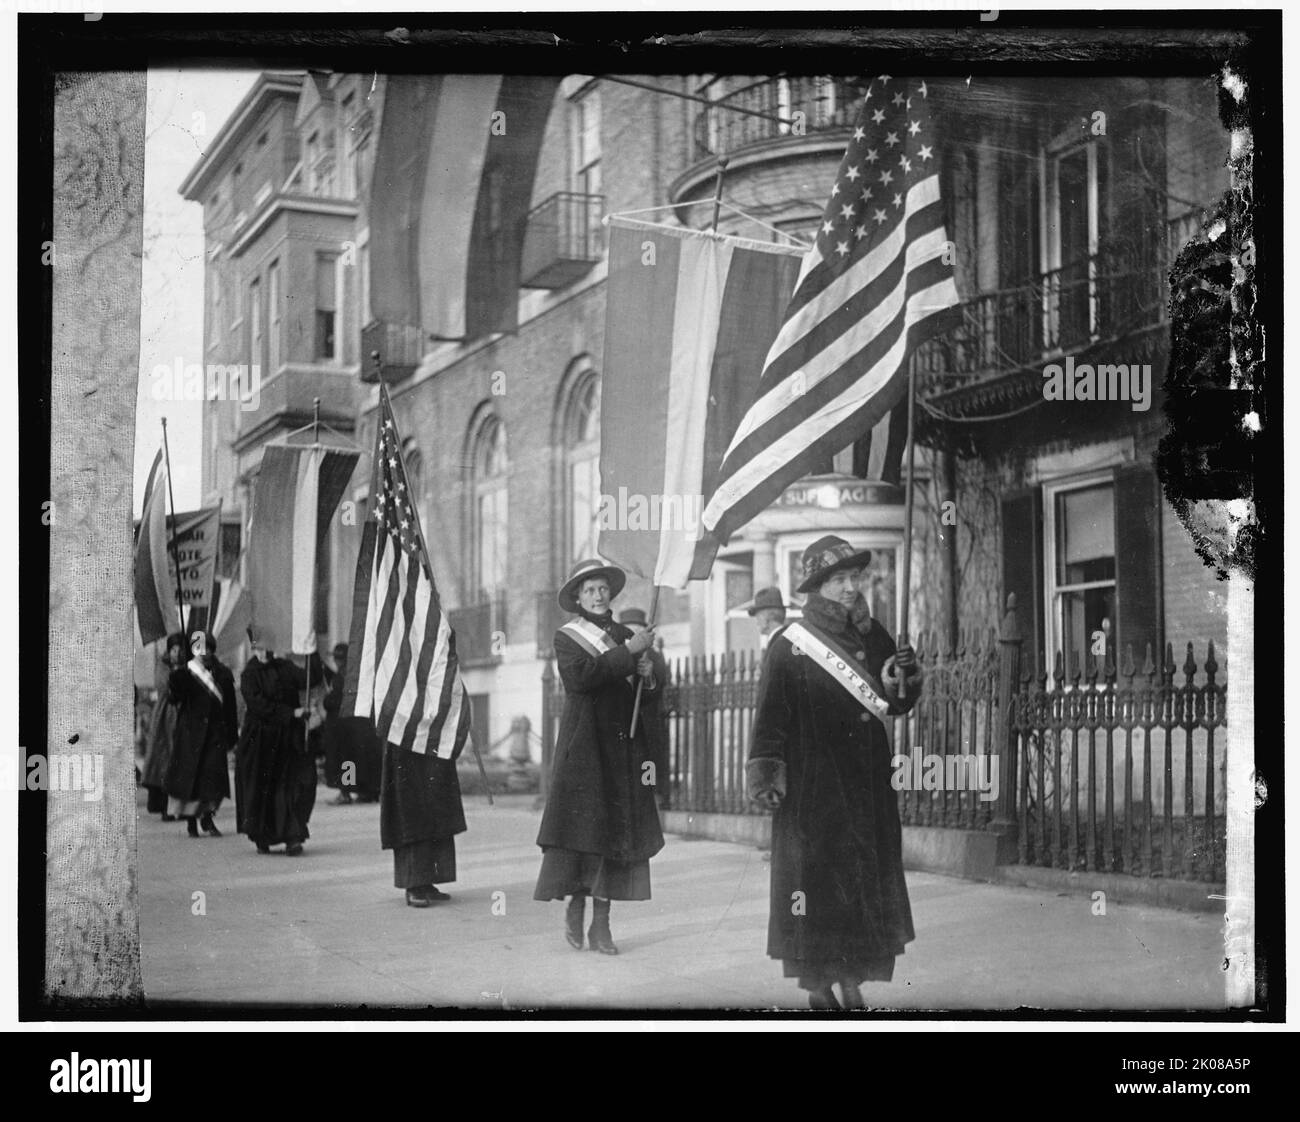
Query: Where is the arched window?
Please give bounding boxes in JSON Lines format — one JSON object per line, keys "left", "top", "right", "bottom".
{"left": 565, "top": 372, "right": 601, "bottom": 565}
{"left": 402, "top": 437, "right": 427, "bottom": 542}
{"left": 470, "top": 415, "right": 508, "bottom": 601}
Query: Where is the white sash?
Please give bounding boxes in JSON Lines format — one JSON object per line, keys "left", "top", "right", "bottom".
{"left": 782, "top": 621, "right": 892, "bottom": 720}
{"left": 559, "top": 617, "right": 619, "bottom": 659}
{"left": 187, "top": 657, "right": 224, "bottom": 705}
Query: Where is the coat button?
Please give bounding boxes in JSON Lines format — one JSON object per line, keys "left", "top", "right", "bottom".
{"left": 859, "top": 712, "right": 871, "bottom": 723}
{"left": 855, "top": 650, "right": 866, "bottom": 660}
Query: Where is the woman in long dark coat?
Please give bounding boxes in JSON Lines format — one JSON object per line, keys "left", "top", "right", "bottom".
{"left": 747, "top": 536, "right": 923, "bottom": 1010}
{"left": 164, "top": 631, "right": 238, "bottom": 837}
{"left": 141, "top": 632, "right": 186, "bottom": 818}
{"left": 534, "top": 559, "right": 664, "bottom": 954}
{"left": 236, "top": 633, "right": 318, "bottom": 855}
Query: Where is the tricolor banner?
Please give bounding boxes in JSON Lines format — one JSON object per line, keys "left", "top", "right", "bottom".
{"left": 597, "top": 219, "right": 803, "bottom": 588}
{"left": 369, "top": 74, "right": 560, "bottom": 342}
{"left": 134, "top": 447, "right": 179, "bottom": 646}
{"left": 246, "top": 445, "right": 360, "bottom": 655}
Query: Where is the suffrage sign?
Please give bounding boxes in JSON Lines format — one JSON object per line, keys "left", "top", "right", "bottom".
{"left": 166, "top": 506, "right": 221, "bottom": 608}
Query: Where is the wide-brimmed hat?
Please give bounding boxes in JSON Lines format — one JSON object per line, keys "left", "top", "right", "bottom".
{"left": 617, "top": 607, "right": 648, "bottom": 628}
{"left": 746, "top": 587, "right": 786, "bottom": 616}
{"left": 796, "top": 535, "right": 873, "bottom": 594}
{"left": 558, "top": 558, "right": 627, "bottom": 613}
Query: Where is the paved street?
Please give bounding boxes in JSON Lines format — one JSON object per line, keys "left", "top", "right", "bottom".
{"left": 137, "top": 782, "right": 1228, "bottom": 1013}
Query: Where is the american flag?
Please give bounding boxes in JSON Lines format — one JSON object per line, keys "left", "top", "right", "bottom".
{"left": 700, "top": 76, "right": 960, "bottom": 543}
{"left": 343, "top": 386, "right": 471, "bottom": 758}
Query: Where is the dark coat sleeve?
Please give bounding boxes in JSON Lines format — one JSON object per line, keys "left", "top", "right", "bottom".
{"left": 554, "top": 630, "right": 637, "bottom": 693}
{"left": 746, "top": 638, "right": 798, "bottom": 804}
{"left": 217, "top": 665, "right": 239, "bottom": 745}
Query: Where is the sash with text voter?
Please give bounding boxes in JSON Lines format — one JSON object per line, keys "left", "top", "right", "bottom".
{"left": 560, "top": 617, "right": 639, "bottom": 686}
{"left": 782, "top": 619, "right": 894, "bottom": 722}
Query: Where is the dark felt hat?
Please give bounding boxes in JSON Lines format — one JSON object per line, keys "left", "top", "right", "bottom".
{"left": 796, "top": 535, "right": 873, "bottom": 594}
{"left": 558, "top": 558, "right": 627, "bottom": 613}
{"left": 617, "top": 608, "right": 648, "bottom": 627}
{"left": 746, "top": 587, "right": 787, "bottom": 616}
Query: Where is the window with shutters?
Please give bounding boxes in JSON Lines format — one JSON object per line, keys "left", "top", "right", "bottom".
{"left": 1041, "top": 130, "right": 1110, "bottom": 352}
{"left": 1044, "top": 474, "right": 1116, "bottom": 673}
{"left": 1002, "top": 462, "right": 1162, "bottom": 684}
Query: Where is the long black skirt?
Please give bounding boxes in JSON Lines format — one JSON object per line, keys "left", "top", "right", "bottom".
{"left": 393, "top": 835, "right": 457, "bottom": 888}
{"left": 534, "top": 848, "right": 651, "bottom": 901}
{"left": 236, "top": 727, "right": 317, "bottom": 847}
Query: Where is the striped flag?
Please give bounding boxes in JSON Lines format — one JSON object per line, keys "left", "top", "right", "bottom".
{"left": 597, "top": 219, "right": 804, "bottom": 588}
{"left": 134, "top": 446, "right": 180, "bottom": 645}
{"left": 245, "top": 444, "right": 360, "bottom": 655}
{"left": 342, "top": 390, "right": 471, "bottom": 759}
{"left": 701, "top": 76, "right": 960, "bottom": 543}
{"left": 369, "top": 74, "right": 560, "bottom": 342}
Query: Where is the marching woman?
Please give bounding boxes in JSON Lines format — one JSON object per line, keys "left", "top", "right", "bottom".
{"left": 534, "top": 559, "right": 665, "bottom": 954}
{"left": 235, "top": 628, "right": 320, "bottom": 855}
{"left": 140, "top": 631, "right": 187, "bottom": 819}
{"left": 747, "top": 536, "right": 924, "bottom": 1010}
{"left": 164, "top": 631, "right": 238, "bottom": 837}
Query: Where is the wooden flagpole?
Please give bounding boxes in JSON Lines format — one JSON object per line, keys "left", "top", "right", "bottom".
{"left": 628, "top": 585, "right": 660, "bottom": 738}
{"left": 898, "top": 360, "right": 918, "bottom": 702}
{"left": 376, "top": 372, "right": 494, "bottom": 805}
{"left": 159, "top": 417, "right": 188, "bottom": 640}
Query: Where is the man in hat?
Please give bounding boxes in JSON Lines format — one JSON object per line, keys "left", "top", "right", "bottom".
{"left": 746, "top": 535, "right": 923, "bottom": 1010}
{"left": 534, "top": 559, "right": 665, "bottom": 954}
{"left": 747, "top": 586, "right": 788, "bottom": 651}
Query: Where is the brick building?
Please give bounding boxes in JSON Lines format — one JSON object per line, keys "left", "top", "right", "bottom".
{"left": 189, "top": 71, "right": 1231, "bottom": 760}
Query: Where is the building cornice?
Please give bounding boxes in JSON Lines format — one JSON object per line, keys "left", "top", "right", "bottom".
{"left": 179, "top": 72, "right": 306, "bottom": 202}
{"left": 227, "top": 193, "right": 359, "bottom": 258}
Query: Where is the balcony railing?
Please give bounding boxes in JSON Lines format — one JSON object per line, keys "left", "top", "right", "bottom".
{"left": 691, "top": 76, "right": 865, "bottom": 162}
{"left": 448, "top": 594, "right": 506, "bottom": 668}
{"left": 519, "top": 192, "right": 605, "bottom": 290}
{"left": 913, "top": 212, "right": 1204, "bottom": 398}
{"left": 361, "top": 319, "right": 427, "bottom": 385}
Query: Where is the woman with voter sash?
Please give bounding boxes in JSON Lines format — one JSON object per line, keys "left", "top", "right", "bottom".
{"left": 747, "top": 535, "right": 923, "bottom": 1010}
{"left": 534, "top": 559, "right": 665, "bottom": 955}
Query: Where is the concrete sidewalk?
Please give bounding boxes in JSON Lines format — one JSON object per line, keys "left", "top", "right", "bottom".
{"left": 137, "top": 785, "right": 1229, "bottom": 1013}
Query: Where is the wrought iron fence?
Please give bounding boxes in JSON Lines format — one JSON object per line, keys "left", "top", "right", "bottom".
{"left": 539, "top": 599, "right": 1227, "bottom": 882}
{"left": 1012, "top": 641, "right": 1227, "bottom": 882}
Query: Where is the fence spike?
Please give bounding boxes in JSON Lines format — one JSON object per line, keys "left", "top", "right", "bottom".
{"left": 1183, "top": 641, "right": 1197, "bottom": 684}
{"left": 1142, "top": 642, "right": 1156, "bottom": 679}
{"left": 1121, "top": 642, "right": 1136, "bottom": 680}
{"left": 1205, "top": 639, "right": 1218, "bottom": 682}
{"left": 1053, "top": 649, "right": 1065, "bottom": 687}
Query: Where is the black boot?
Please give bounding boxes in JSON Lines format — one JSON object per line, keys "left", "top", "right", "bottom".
{"left": 564, "top": 893, "right": 586, "bottom": 950}
{"left": 809, "top": 985, "right": 841, "bottom": 1010}
{"left": 199, "top": 812, "right": 221, "bottom": 837}
{"left": 186, "top": 816, "right": 199, "bottom": 838}
{"left": 587, "top": 897, "right": 619, "bottom": 955}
